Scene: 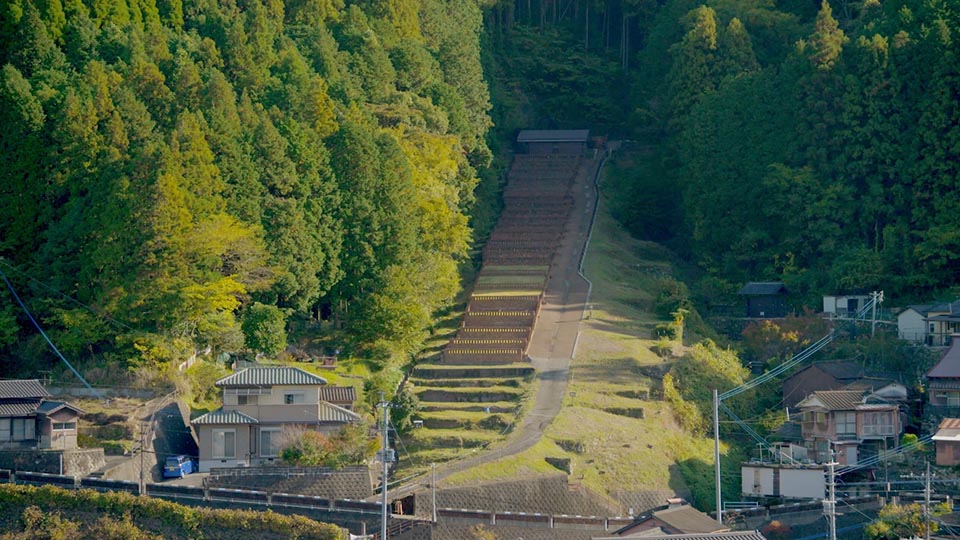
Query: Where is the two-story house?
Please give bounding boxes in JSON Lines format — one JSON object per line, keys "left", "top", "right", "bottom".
{"left": 796, "top": 389, "right": 901, "bottom": 466}
{"left": 193, "top": 367, "right": 360, "bottom": 472}
{"left": 899, "top": 300, "right": 960, "bottom": 346}
{"left": 0, "top": 379, "right": 83, "bottom": 450}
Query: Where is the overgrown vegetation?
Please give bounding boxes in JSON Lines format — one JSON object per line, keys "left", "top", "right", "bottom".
{"left": 0, "top": 484, "right": 342, "bottom": 540}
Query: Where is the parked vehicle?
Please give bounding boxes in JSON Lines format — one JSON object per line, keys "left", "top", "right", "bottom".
{"left": 163, "top": 455, "right": 195, "bottom": 478}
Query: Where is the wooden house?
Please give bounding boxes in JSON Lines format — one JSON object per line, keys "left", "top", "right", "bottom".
{"left": 738, "top": 282, "right": 788, "bottom": 318}
{"left": 934, "top": 418, "right": 960, "bottom": 466}
{"left": 927, "top": 338, "right": 960, "bottom": 409}
{"left": 796, "top": 389, "right": 901, "bottom": 466}
{"left": 0, "top": 380, "right": 83, "bottom": 450}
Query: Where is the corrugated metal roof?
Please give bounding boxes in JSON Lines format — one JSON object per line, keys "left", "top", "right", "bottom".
{"left": 192, "top": 408, "right": 259, "bottom": 425}
{"left": 0, "top": 380, "right": 50, "bottom": 399}
{"left": 216, "top": 367, "right": 327, "bottom": 387}
{"left": 653, "top": 505, "right": 727, "bottom": 534}
{"left": 738, "top": 282, "right": 787, "bottom": 296}
{"left": 318, "top": 386, "right": 356, "bottom": 404}
{"left": 928, "top": 340, "right": 960, "bottom": 379}
{"left": 941, "top": 418, "right": 960, "bottom": 430}
{"left": 516, "top": 129, "right": 590, "bottom": 143}
{"left": 0, "top": 400, "right": 41, "bottom": 417}
{"left": 318, "top": 401, "right": 361, "bottom": 423}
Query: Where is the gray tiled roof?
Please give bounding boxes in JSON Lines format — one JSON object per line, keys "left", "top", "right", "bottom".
{"left": 0, "top": 380, "right": 50, "bottom": 399}
{"left": 318, "top": 401, "right": 361, "bottom": 423}
{"left": 192, "top": 408, "right": 259, "bottom": 425}
{"left": 216, "top": 367, "right": 327, "bottom": 387}
{"left": 35, "top": 400, "right": 84, "bottom": 415}
{"left": 317, "top": 385, "right": 356, "bottom": 404}
{"left": 651, "top": 505, "right": 727, "bottom": 534}
{"left": 738, "top": 282, "right": 787, "bottom": 296}
{"left": 929, "top": 340, "right": 960, "bottom": 379}
{"left": 516, "top": 129, "right": 590, "bottom": 143}
{"left": 601, "top": 532, "right": 767, "bottom": 540}
{"left": 800, "top": 390, "right": 864, "bottom": 411}
{"left": 0, "top": 400, "right": 41, "bottom": 417}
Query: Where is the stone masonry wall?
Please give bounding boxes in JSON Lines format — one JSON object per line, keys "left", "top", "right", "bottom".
{"left": 0, "top": 448, "right": 105, "bottom": 476}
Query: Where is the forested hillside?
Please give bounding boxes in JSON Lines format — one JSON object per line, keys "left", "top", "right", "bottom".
{"left": 488, "top": 0, "right": 960, "bottom": 307}
{"left": 664, "top": 0, "right": 960, "bottom": 305}
{"left": 0, "top": 0, "right": 492, "bottom": 377}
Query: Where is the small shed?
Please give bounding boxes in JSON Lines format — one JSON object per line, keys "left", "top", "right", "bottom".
{"left": 739, "top": 282, "right": 788, "bottom": 318}
{"left": 935, "top": 418, "right": 960, "bottom": 466}
{"left": 516, "top": 129, "right": 590, "bottom": 154}
{"left": 823, "top": 293, "right": 871, "bottom": 316}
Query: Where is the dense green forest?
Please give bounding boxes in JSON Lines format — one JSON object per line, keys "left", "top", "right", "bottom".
{"left": 664, "top": 0, "right": 960, "bottom": 306}
{"left": 4, "top": 0, "right": 960, "bottom": 381}
{"left": 489, "top": 0, "right": 960, "bottom": 309}
{"left": 0, "top": 0, "right": 493, "bottom": 378}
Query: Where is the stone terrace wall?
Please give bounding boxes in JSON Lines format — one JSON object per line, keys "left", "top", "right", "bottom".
{"left": 0, "top": 448, "right": 105, "bottom": 476}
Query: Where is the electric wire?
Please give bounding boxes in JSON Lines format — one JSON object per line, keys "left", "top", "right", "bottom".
{"left": 0, "top": 258, "right": 137, "bottom": 333}
{"left": 0, "top": 266, "right": 105, "bottom": 400}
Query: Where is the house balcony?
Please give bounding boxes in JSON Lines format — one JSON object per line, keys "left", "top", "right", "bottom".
{"left": 861, "top": 424, "right": 896, "bottom": 438}
{"left": 835, "top": 432, "right": 858, "bottom": 441}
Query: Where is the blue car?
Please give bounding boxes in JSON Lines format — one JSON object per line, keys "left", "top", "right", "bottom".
{"left": 163, "top": 455, "right": 195, "bottom": 478}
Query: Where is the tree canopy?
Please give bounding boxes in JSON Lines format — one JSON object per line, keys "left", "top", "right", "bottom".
{"left": 0, "top": 0, "right": 492, "bottom": 376}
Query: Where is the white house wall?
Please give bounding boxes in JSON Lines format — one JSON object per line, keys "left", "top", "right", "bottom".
{"left": 898, "top": 309, "right": 926, "bottom": 343}
{"left": 741, "top": 465, "right": 826, "bottom": 499}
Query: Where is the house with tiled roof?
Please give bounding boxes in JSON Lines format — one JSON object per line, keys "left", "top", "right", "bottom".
{"left": 0, "top": 379, "right": 83, "bottom": 450}
{"left": 597, "top": 532, "right": 768, "bottom": 540}
{"left": 795, "top": 389, "right": 901, "bottom": 466}
{"left": 609, "top": 500, "right": 728, "bottom": 537}
{"left": 899, "top": 300, "right": 960, "bottom": 345}
{"left": 193, "top": 367, "right": 361, "bottom": 472}
{"left": 934, "top": 418, "right": 960, "bottom": 466}
{"left": 927, "top": 338, "right": 960, "bottom": 411}
{"left": 782, "top": 361, "right": 907, "bottom": 409}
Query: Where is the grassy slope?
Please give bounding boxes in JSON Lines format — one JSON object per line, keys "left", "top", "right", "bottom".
{"left": 439, "top": 165, "right": 718, "bottom": 507}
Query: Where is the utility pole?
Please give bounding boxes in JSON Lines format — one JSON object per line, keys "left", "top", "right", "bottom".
{"left": 713, "top": 389, "right": 722, "bottom": 523}
{"left": 139, "top": 421, "right": 147, "bottom": 496}
{"left": 924, "top": 461, "right": 932, "bottom": 540}
{"left": 377, "top": 394, "right": 393, "bottom": 540}
{"left": 431, "top": 462, "right": 438, "bottom": 523}
{"left": 824, "top": 458, "right": 837, "bottom": 540}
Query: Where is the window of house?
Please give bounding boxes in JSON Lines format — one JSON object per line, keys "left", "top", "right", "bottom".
{"left": 950, "top": 393, "right": 960, "bottom": 407}
{"left": 52, "top": 422, "right": 76, "bottom": 431}
{"left": 284, "top": 393, "right": 305, "bottom": 404}
{"left": 212, "top": 429, "right": 236, "bottom": 459}
{"left": 238, "top": 395, "right": 259, "bottom": 406}
{"left": 835, "top": 412, "right": 856, "bottom": 435}
{"left": 10, "top": 418, "right": 35, "bottom": 441}
{"left": 259, "top": 428, "right": 282, "bottom": 457}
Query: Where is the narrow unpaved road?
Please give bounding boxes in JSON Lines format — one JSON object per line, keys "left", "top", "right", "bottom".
{"left": 390, "top": 153, "right": 602, "bottom": 497}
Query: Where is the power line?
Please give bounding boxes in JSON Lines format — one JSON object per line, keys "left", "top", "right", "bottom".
{"left": 0, "top": 266, "right": 105, "bottom": 400}
{"left": 0, "top": 258, "right": 137, "bottom": 333}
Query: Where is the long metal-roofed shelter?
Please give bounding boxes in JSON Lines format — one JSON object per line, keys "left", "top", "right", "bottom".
{"left": 516, "top": 129, "right": 590, "bottom": 154}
